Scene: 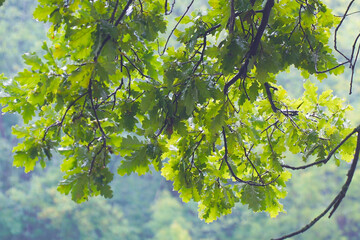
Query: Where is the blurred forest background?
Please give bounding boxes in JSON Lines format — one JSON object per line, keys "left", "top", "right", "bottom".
{"left": 0, "top": 0, "right": 360, "bottom": 239}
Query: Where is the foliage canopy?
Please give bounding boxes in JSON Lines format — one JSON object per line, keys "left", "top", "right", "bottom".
{"left": 1, "top": 0, "right": 359, "bottom": 238}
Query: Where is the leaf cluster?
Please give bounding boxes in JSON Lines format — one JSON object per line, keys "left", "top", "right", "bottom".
{"left": 0, "top": 0, "right": 358, "bottom": 231}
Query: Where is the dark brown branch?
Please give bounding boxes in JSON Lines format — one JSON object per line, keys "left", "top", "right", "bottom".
{"left": 264, "top": 82, "right": 299, "bottom": 122}
{"left": 72, "top": 94, "right": 88, "bottom": 121}
{"left": 242, "top": 78, "right": 251, "bottom": 100}
{"left": 94, "top": 0, "right": 133, "bottom": 62}
{"left": 42, "top": 92, "right": 88, "bottom": 141}
{"left": 228, "top": 0, "right": 235, "bottom": 34}
{"left": 122, "top": 65, "right": 132, "bottom": 97}
{"left": 88, "top": 77, "right": 108, "bottom": 139}
{"left": 226, "top": 95, "right": 239, "bottom": 113}
{"left": 265, "top": 127, "right": 276, "bottom": 157}
{"left": 189, "top": 134, "right": 205, "bottom": 174}
{"left": 264, "top": 82, "right": 278, "bottom": 112}
{"left": 114, "top": 0, "right": 134, "bottom": 26}
{"left": 329, "top": 130, "right": 360, "bottom": 217}
{"left": 161, "top": 0, "right": 194, "bottom": 55}
{"left": 349, "top": 34, "right": 360, "bottom": 94}
{"left": 350, "top": 33, "right": 360, "bottom": 66}
{"left": 185, "top": 24, "right": 221, "bottom": 72}
{"left": 224, "top": 0, "right": 275, "bottom": 94}
{"left": 130, "top": 91, "right": 145, "bottom": 103}
{"left": 334, "top": 0, "right": 355, "bottom": 61}
{"left": 243, "top": 145, "right": 264, "bottom": 183}
{"left": 298, "top": 5, "right": 314, "bottom": 51}
{"left": 96, "top": 79, "right": 124, "bottom": 109}
{"left": 192, "top": 35, "right": 206, "bottom": 73}
{"left": 261, "top": 120, "right": 279, "bottom": 134}
{"left": 110, "top": 0, "right": 119, "bottom": 23}
{"left": 122, "top": 53, "right": 154, "bottom": 80}
{"left": 203, "top": 24, "right": 221, "bottom": 35}
{"left": 315, "top": 32, "right": 359, "bottom": 92}
{"left": 314, "top": 60, "right": 349, "bottom": 74}
{"left": 288, "top": 20, "right": 300, "bottom": 41}
{"left": 87, "top": 137, "right": 101, "bottom": 151}
{"left": 335, "top": 10, "right": 360, "bottom": 18}
{"left": 281, "top": 126, "right": 359, "bottom": 170}
{"left": 138, "top": 0, "right": 143, "bottom": 13}
{"left": 317, "top": 0, "right": 360, "bottom": 94}
{"left": 88, "top": 70, "right": 110, "bottom": 174}
{"left": 155, "top": 119, "right": 168, "bottom": 137}
{"left": 273, "top": 130, "right": 360, "bottom": 240}
{"left": 222, "top": 127, "right": 278, "bottom": 186}
{"left": 164, "top": 0, "right": 175, "bottom": 15}
{"left": 89, "top": 140, "right": 107, "bottom": 175}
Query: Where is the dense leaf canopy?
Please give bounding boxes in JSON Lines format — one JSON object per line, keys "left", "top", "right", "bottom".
{"left": 0, "top": 0, "right": 359, "bottom": 238}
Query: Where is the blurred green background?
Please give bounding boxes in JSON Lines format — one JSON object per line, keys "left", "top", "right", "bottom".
{"left": 0, "top": 0, "right": 359, "bottom": 239}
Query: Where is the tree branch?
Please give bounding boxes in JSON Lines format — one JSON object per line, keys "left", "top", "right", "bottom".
{"left": 94, "top": 0, "right": 134, "bottom": 62}
{"left": 42, "top": 92, "right": 88, "bottom": 141}
{"left": 228, "top": 0, "right": 235, "bottom": 34}
{"left": 192, "top": 35, "right": 207, "bottom": 74}
{"left": 161, "top": 0, "right": 194, "bottom": 55}
{"left": 264, "top": 82, "right": 279, "bottom": 112}
{"left": 281, "top": 126, "right": 359, "bottom": 170}
{"left": 164, "top": 0, "right": 175, "bottom": 15}
{"left": 224, "top": 0, "right": 275, "bottom": 94}
{"left": 122, "top": 53, "right": 154, "bottom": 80}
{"left": 273, "top": 130, "right": 360, "bottom": 240}
{"left": 96, "top": 79, "right": 124, "bottom": 110}
{"left": 243, "top": 145, "right": 264, "bottom": 183}
{"left": 109, "top": 0, "right": 120, "bottom": 23}
{"left": 88, "top": 76, "right": 108, "bottom": 140}
{"left": 114, "top": 0, "right": 134, "bottom": 26}
{"left": 334, "top": 0, "right": 355, "bottom": 61}
{"left": 222, "top": 127, "right": 278, "bottom": 186}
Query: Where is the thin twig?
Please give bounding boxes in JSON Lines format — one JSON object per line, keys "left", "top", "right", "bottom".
{"left": 349, "top": 34, "right": 360, "bottom": 94}
{"left": 122, "top": 53, "right": 154, "bottom": 80}
{"left": 89, "top": 140, "right": 107, "bottom": 175}
{"left": 243, "top": 145, "right": 264, "bottom": 183}
{"left": 334, "top": 0, "right": 355, "bottom": 61}
{"left": 161, "top": 0, "right": 194, "bottom": 55}
{"left": 261, "top": 120, "right": 279, "bottom": 134}
{"left": 96, "top": 79, "right": 124, "bottom": 108}
{"left": 314, "top": 60, "right": 349, "bottom": 74}
{"left": 122, "top": 65, "right": 132, "bottom": 97}
{"left": 164, "top": 0, "right": 175, "bottom": 15}
{"left": 281, "top": 126, "right": 359, "bottom": 170}
{"left": 222, "top": 127, "right": 278, "bottom": 186}
{"left": 88, "top": 77, "right": 108, "bottom": 139}
{"left": 43, "top": 92, "right": 88, "bottom": 140}
{"left": 335, "top": 10, "right": 360, "bottom": 18}
{"left": 192, "top": 35, "right": 207, "bottom": 73}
